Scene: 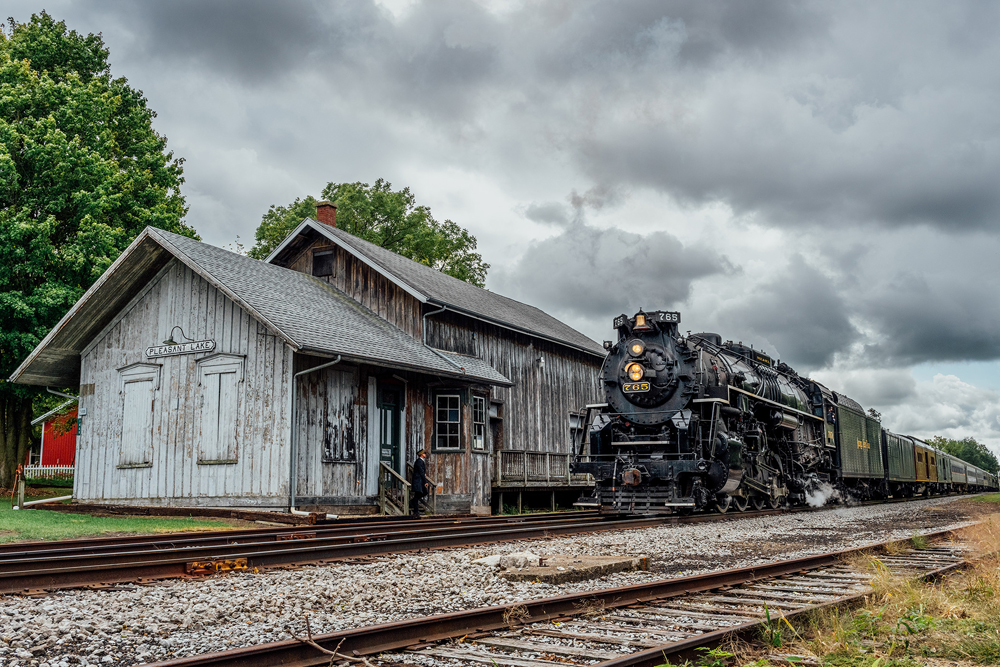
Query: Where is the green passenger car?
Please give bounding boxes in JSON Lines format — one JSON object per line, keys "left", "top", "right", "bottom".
{"left": 836, "top": 400, "right": 885, "bottom": 479}
{"left": 885, "top": 432, "right": 916, "bottom": 482}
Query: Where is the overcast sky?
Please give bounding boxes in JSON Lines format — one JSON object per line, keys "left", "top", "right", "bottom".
{"left": 10, "top": 1, "right": 1000, "bottom": 455}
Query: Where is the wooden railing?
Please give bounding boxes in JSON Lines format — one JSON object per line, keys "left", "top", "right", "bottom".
{"left": 494, "top": 450, "right": 572, "bottom": 487}
{"left": 23, "top": 465, "right": 74, "bottom": 479}
{"left": 379, "top": 463, "right": 437, "bottom": 516}
{"left": 378, "top": 463, "right": 410, "bottom": 516}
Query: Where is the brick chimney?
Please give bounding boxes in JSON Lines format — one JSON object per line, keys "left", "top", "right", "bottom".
{"left": 315, "top": 200, "right": 337, "bottom": 228}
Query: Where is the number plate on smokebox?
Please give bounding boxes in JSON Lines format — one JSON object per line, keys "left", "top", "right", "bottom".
{"left": 622, "top": 382, "right": 650, "bottom": 393}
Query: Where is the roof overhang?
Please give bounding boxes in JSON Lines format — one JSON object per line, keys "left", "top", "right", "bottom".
{"left": 10, "top": 228, "right": 297, "bottom": 387}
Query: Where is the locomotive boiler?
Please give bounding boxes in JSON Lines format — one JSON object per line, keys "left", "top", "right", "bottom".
{"left": 572, "top": 309, "right": 998, "bottom": 514}
{"left": 573, "top": 310, "right": 841, "bottom": 513}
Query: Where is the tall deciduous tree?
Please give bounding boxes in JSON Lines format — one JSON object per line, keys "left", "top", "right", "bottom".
{"left": 0, "top": 13, "right": 196, "bottom": 487}
{"left": 927, "top": 436, "right": 1000, "bottom": 474}
{"left": 249, "top": 179, "right": 489, "bottom": 287}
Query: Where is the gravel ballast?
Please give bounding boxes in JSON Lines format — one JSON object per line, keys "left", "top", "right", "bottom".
{"left": 0, "top": 496, "right": 991, "bottom": 666}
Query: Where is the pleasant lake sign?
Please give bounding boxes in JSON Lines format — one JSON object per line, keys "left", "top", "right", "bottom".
{"left": 145, "top": 339, "right": 216, "bottom": 359}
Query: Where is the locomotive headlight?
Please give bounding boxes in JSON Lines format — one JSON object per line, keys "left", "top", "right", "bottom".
{"left": 626, "top": 363, "right": 645, "bottom": 381}
{"left": 629, "top": 340, "right": 645, "bottom": 356}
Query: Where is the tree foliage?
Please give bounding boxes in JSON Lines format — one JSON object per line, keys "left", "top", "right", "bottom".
{"left": 0, "top": 12, "right": 195, "bottom": 486}
{"left": 927, "top": 436, "right": 1000, "bottom": 474}
{"left": 249, "top": 179, "right": 489, "bottom": 287}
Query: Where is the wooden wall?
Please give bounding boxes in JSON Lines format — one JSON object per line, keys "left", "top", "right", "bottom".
{"left": 426, "top": 313, "right": 602, "bottom": 454}
{"left": 75, "top": 260, "right": 293, "bottom": 507}
{"left": 294, "top": 361, "right": 368, "bottom": 503}
{"left": 287, "top": 241, "right": 423, "bottom": 338}
{"left": 280, "top": 232, "right": 601, "bottom": 513}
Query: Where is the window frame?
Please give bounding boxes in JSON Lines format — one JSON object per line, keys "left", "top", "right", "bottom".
{"left": 312, "top": 249, "right": 335, "bottom": 277}
{"left": 434, "top": 392, "right": 463, "bottom": 451}
{"left": 472, "top": 395, "right": 486, "bottom": 451}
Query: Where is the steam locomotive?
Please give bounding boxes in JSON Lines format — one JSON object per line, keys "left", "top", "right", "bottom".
{"left": 572, "top": 310, "right": 998, "bottom": 514}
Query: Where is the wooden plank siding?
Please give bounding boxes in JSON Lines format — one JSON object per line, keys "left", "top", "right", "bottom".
{"left": 76, "top": 259, "right": 293, "bottom": 507}
{"left": 287, "top": 242, "right": 423, "bottom": 338}
{"left": 425, "top": 312, "right": 601, "bottom": 455}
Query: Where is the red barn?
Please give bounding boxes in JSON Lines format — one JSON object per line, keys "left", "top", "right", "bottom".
{"left": 41, "top": 409, "right": 78, "bottom": 467}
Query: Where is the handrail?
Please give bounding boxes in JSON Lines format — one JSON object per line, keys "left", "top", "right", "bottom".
{"left": 378, "top": 462, "right": 410, "bottom": 516}
{"left": 495, "top": 450, "right": 573, "bottom": 487}
{"left": 404, "top": 462, "right": 438, "bottom": 516}
{"left": 380, "top": 461, "right": 410, "bottom": 486}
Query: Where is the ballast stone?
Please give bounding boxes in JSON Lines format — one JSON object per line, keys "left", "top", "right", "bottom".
{"left": 472, "top": 551, "right": 543, "bottom": 568}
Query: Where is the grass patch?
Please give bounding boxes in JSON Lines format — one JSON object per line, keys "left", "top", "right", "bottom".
{"left": 727, "top": 514, "right": 1000, "bottom": 667}
{"left": 970, "top": 493, "right": 1000, "bottom": 504}
{"left": 26, "top": 476, "right": 74, "bottom": 488}
{"left": 0, "top": 498, "right": 245, "bottom": 543}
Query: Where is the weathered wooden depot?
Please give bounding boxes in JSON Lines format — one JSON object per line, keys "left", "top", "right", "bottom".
{"left": 13, "top": 207, "right": 603, "bottom": 514}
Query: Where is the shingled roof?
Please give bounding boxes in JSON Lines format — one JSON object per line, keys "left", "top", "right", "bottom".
{"left": 267, "top": 219, "right": 605, "bottom": 357}
{"left": 11, "top": 228, "right": 511, "bottom": 387}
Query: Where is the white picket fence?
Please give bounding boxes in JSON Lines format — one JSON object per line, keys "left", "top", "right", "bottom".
{"left": 24, "top": 464, "right": 74, "bottom": 479}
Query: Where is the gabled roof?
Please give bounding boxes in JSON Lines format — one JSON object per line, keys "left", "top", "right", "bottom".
{"left": 11, "top": 228, "right": 511, "bottom": 387}
{"left": 267, "top": 219, "right": 605, "bottom": 358}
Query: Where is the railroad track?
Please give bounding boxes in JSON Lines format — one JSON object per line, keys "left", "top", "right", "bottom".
{"left": 0, "top": 512, "right": 675, "bottom": 594}
{"left": 145, "top": 528, "right": 970, "bottom": 667}
{"left": 0, "top": 496, "right": 970, "bottom": 595}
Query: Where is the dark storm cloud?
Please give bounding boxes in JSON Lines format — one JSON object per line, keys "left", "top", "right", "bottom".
{"left": 17, "top": 0, "right": 1000, "bottom": 236}
{"left": 728, "top": 255, "right": 858, "bottom": 370}
{"left": 859, "top": 267, "right": 1000, "bottom": 366}
{"left": 494, "top": 222, "right": 729, "bottom": 322}
{"left": 523, "top": 201, "right": 570, "bottom": 226}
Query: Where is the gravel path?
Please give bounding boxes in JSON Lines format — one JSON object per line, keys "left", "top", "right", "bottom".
{"left": 0, "top": 496, "right": 991, "bottom": 667}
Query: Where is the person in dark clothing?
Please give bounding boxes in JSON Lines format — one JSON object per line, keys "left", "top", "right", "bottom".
{"left": 411, "top": 449, "right": 429, "bottom": 516}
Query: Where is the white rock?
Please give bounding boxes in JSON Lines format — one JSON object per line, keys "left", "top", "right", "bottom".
{"left": 499, "top": 552, "right": 542, "bottom": 568}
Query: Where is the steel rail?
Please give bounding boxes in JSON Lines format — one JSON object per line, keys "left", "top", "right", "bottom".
{"left": 1, "top": 495, "right": 971, "bottom": 594}
{"left": 0, "top": 515, "right": 672, "bottom": 594}
{"left": 596, "top": 551, "right": 970, "bottom": 667}
{"left": 0, "top": 510, "right": 601, "bottom": 555}
{"left": 143, "top": 528, "right": 962, "bottom": 667}
{"left": 0, "top": 511, "right": 605, "bottom": 557}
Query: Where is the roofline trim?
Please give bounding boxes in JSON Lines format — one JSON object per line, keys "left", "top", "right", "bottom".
{"left": 10, "top": 228, "right": 159, "bottom": 384}
{"left": 297, "top": 347, "right": 513, "bottom": 387}
{"left": 265, "top": 219, "right": 603, "bottom": 359}
{"left": 149, "top": 229, "right": 300, "bottom": 351}
{"left": 266, "top": 218, "right": 429, "bottom": 304}
{"left": 426, "top": 298, "right": 605, "bottom": 359}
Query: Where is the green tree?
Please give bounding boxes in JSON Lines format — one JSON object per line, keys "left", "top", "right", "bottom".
{"left": 0, "top": 12, "right": 195, "bottom": 487}
{"left": 927, "top": 436, "right": 1000, "bottom": 474}
{"left": 248, "top": 179, "right": 489, "bottom": 287}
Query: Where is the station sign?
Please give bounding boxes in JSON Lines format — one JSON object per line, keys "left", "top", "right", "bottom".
{"left": 145, "top": 339, "right": 216, "bottom": 359}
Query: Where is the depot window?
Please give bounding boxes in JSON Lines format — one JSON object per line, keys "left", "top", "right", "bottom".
{"left": 313, "top": 250, "right": 334, "bottom": 277}
{"left": 435, "top": 394, "right": 462, "bottom": 450}
{"left": 472, "top": 396, "right": 486, "bottom": 451}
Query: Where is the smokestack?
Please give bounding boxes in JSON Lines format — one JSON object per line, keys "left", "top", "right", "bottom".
{"left": 315, "top": 200, "right": 337, "bottom": 228}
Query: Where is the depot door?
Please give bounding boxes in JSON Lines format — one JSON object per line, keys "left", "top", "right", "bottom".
{"left": 378, "top": 385, "right": 402, "bottom": 474}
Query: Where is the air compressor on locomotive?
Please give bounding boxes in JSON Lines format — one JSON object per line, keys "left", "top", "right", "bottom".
{"left": 571, "top": 310, "right": 996, "bottom": 514}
